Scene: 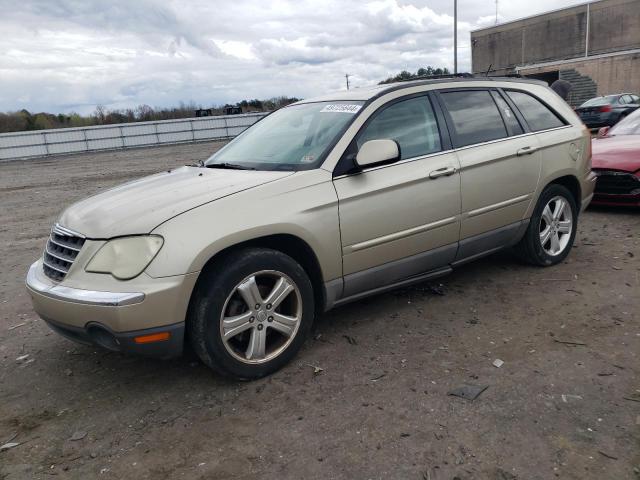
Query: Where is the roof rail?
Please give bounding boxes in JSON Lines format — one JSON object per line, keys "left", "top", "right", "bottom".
{"left": 486, "top": 73, "right": 523, "bottom": 78}
{"left": 411, "top": 72, "right": 474, "bottom": 80}
{"left": 387, "top": 73, "right": 474, "bottom": 84}
{"left": 387, "top": 72, "right": 524, "bottom": 85}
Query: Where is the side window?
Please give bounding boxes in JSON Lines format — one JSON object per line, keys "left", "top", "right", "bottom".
{"left": 621, "top": 95, "right": 633, "bottom": 104}
{"left": 632, "top": 95, "right": 640, "bottom": 104}
{"left": 506, "top": 91, "right": 565, "bottom": 132}
{"left": 440, "top": 90, "right": 508, "bottom": 147}
{"left": 491, "top": 91, "right": 524, "bottom": 136}
{"left": 357, "top": 96, "right": 441, "bottom": 160}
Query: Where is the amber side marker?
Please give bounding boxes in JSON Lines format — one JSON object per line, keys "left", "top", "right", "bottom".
{"left": 134, "top": 332, "right": 171, "bottom": 344}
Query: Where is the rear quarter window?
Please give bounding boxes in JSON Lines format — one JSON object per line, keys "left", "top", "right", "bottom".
{"left": 506, "top": 91, "right": 566, "bottom": 132}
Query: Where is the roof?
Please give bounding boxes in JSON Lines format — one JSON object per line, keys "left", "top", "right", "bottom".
{"left": 296, "top": 76, "right": 549, "bottom": 104}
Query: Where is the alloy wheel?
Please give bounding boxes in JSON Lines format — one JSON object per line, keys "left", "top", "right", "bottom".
{"left": 539, "top": 195, "right": 573, "bottom": 256}
{"left": 219, "top": 270, "right": 302, "bottom": 364}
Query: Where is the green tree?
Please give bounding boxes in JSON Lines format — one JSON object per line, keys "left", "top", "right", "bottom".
{"left": 379, "top": 66, "right": 452, "bottom": 85}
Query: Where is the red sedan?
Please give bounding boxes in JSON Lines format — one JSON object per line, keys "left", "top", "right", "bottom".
{"left": 591, "top": 109, "right": 640, "bottom": 206}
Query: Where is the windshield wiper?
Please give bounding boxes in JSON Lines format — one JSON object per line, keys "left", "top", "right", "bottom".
{"left": 205, "top": 162, "right": 257, "bottom": 171}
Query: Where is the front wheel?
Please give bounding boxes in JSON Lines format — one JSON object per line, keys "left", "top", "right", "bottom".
{"left": 188, "top": 248, "right": 314, "bottom": 379}
{"left": 515, "top": 184, "right": 578, "bottom": 266}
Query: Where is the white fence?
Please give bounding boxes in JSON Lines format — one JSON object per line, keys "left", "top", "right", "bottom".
{"left": 0, "top": 112, "right": 268, "bottom": 161}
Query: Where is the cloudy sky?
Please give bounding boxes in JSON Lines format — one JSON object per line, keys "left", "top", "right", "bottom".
{"left": 0, "top": 0, "right": 587, "bottom": 114}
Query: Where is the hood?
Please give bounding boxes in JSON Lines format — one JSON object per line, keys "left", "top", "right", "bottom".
{"left": 592, "top": 135, "right": 640, "bottom": 173}
{"left": 58, "top": 166, "right": 294, "bottom": 238}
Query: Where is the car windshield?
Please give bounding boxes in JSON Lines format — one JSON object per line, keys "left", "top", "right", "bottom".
{"left": 580, "top": 96, "right": 617, "bottom": 107}
{"left": 205, "top": 101, "right": 364, "bottom": 171}
{"left": 609, "top": 109, "right": 640, "bottom": 135}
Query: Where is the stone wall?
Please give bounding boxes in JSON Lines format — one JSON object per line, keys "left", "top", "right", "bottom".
{"left": 518, "top": 52, "right": 640, "bottom": 106}
{"left": 471, "top": 0, "right": 640, "bottom": 75}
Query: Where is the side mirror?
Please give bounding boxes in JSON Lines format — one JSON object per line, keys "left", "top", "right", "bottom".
{"left": 597, "top": 126, "right": 610, "bottom": 138}
{"left": 355, "top": 139, "right": 400, "bottom": 169}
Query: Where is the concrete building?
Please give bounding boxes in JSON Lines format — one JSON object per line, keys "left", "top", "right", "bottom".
{"left": 470, "top": 0, "right": 640, "bottom": 106}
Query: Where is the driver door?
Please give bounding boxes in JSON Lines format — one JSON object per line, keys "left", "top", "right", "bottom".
{"left": 332, "top": 94, "right": 461, "bottom": 298}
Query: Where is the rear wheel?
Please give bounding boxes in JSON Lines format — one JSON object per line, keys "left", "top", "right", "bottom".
{"left": 188, "top": 248, "right": 314, "bottom": 379}
{"left": 515, "top": 184, "right": 577, "bottom": 266}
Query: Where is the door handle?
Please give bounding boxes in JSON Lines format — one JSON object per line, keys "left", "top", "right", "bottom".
{"left": 429, "top": 166, "right": 457, "bottom": 179}
{"left": 516, "top": 146, "right": 538, "bottom": 156}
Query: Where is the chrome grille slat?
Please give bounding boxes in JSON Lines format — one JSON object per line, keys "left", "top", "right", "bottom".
{"left": 45, "top": 244, "right": 76, "bottom": 263}
{"left": 49, "top": 236, "right": 82, "bottom": 252}
{"left": 42, "top": 224, "right": 86, "bottom": 282}
{"left": 43, "top": 258, "right": 69, "bottom": 274}
{"left": 52, "top": 224, "right": 86, "bottom": 239}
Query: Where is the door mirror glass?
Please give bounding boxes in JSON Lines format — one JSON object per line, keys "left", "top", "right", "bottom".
{"left": 597, "top": 126, "right": 610, "bottom": 138}
{"left": 355, "top": 139, "right": 400, "bottom": 168}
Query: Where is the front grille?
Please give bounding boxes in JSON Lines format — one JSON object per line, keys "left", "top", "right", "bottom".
{"left": 43, "top": 224, "right": 86, "bottom": 281}
{"left": 594, "top": 170, "right": 640, "bottom": 195}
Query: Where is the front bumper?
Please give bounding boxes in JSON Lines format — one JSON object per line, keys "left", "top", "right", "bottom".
{"left": 583, "top": 120, "right": 611, "bottom": 129}
{"left": 591, "top": 192, "right": 640, "bottom": 207}
{"left": 579, "top": 112, "right": 616, "bottom": 128}
{"left": 44, "top": 318, "right": 185, "bottom": 359}
{"left": 26, "top": 260, "right": 198, "bottom": 358}
{"left": 591, "top": 170, "right": 640, "bottom": 207}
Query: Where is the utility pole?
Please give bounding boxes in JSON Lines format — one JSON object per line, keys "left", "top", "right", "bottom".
{"left": 345, "top": 74, "right": 351, "bottom": 90}
{"left": 453, "top": 0, "right": 458, "bottom": 74}
{"left": 495, "top": 0, "right": 499, "bottom": 25}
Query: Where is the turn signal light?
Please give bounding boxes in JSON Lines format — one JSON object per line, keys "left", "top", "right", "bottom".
{"left": 134, "top": 332, "right": 170, "bottom": 344}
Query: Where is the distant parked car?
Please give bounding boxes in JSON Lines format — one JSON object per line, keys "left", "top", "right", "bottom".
{"left": 195, "top": 108, "right": 214, "bottom": 117}
{"left": 591, "top": 109, "right": 640, "bottom": 207}
{"left": 575, "top": 93, "right": 640, "bottom": 128}
{"left": 223, "top": 106, "right": 242, "bottom": 115}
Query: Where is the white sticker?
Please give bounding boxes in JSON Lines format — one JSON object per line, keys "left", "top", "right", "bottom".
{"left": 320, "top": 104, "right": 362, "bottom": 114}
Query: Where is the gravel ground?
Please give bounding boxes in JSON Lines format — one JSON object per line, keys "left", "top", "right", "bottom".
{"left": 0, "top": 142, "right": 638, "bottom": 480}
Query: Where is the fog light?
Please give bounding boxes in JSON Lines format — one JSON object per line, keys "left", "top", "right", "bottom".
{"left": 87, "top": 325, "right": 120, "bottom": 351}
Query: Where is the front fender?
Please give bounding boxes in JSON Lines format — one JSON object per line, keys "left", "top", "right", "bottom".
{"left": 145, "top": 169, "right": 342, "bottom": 282}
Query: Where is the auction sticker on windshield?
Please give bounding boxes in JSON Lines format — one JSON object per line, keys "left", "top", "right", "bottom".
{"left": 320, "top": 104, "right": 362, "bottom": 114}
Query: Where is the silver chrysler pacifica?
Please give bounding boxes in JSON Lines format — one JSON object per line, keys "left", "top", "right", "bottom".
{"left": 27, "top": 77, "right": 596, "bottom": 379}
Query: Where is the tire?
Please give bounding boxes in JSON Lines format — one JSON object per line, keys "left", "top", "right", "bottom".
{"left": 188, "top": 247, "right": 314, "bottom": 380}
{"left": 515, "top": 184, "right": 578, "bottom": 266}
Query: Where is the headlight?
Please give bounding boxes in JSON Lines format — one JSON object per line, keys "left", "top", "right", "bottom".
{"left": 86, "top": 236, "right": 164, "bottom": 280}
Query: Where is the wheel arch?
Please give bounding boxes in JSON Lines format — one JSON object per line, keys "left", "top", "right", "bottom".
{"left": 546, "top": 174, "right": 581, "bottom": 209}
{"left": 189, "top": 233, "right": 327, "bottom": 317}
{"left": 523, "top": 173, "right": 582, "bottom": 230}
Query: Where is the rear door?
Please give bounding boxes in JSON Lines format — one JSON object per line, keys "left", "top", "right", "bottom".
{"left": 504, "top": 88, "right": 580, "bottom": 199}
{"left": 436, "top": 88, "right": 542, "bottom": 255}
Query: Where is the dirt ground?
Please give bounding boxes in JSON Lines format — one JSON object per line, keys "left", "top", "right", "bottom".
{"left": 0, "top": 142, "right": 638, "bottom": 480}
